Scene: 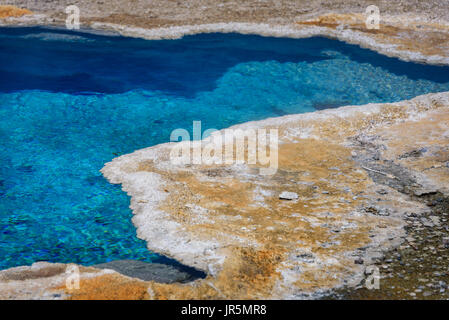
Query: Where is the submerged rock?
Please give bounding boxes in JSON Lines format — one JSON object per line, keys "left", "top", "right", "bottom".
{"left": 93, "top": 260, "right": 205, "bottom": 284}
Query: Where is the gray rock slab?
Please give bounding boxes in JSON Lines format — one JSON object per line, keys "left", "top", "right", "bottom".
{"left": 93, "top": 260, "right": 204, "bottom": 284}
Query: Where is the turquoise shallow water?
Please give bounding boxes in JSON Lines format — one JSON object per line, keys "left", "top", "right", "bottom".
{"left": 1, "top": 27, "right": 449, "bottom": 270}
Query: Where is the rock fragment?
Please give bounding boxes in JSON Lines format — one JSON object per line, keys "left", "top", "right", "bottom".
{"left": 279, "top": 191, "right": 299, "bottom": 200}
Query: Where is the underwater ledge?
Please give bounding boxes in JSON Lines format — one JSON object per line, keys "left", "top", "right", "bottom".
{"left": 1, "top": 6, "right": 449, "bottom": 299}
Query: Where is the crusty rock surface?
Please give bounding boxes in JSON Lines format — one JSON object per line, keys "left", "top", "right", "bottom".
{"left": 100, "top": 92, "right": 449, "bottom": 299}
{"left": 0, "top": 4, "right": 31, "bottom": 18}
{"left": 0, "top": 1, "right": 448, "bottom": 299}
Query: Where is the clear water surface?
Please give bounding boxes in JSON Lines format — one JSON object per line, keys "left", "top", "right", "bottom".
{"left": 1, "top": 27, "right": 449, "bottom": 270}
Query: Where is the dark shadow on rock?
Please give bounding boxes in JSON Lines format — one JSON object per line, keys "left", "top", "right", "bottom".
{"left": 92, "top": 259, "right": 206, "bottom": 283}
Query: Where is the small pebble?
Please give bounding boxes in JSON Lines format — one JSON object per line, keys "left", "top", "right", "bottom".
{"left": 279, "top": 191, "right": 299, "bottom": 200}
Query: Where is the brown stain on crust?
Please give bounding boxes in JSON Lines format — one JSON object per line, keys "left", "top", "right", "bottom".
{"left": 296, "top": 13, "right": 449, "bottom": 58}
{"left": 61, "top": 274, "right": 150, "bottom": 300}
{"left": 0, "top": 5, "right": 32, "bottom": 19}
{"left": 134, "top": 140, "right": 378, "bottom": 298}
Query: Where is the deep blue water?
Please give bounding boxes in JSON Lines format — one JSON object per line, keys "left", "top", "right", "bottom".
{"left": 1, "top": 27, "right": 449, "bottom": 270}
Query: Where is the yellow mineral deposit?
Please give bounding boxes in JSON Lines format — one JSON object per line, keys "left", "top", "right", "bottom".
{"left": 0, "top": 5, "right": 32, "bottom": 19}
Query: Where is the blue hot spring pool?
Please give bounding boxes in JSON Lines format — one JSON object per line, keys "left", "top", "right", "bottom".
{"left": 1, "top": 27, "right": 449, "bottom": 270}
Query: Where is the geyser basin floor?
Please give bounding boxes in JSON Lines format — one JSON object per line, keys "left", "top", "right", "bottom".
{"left": 1, "top": 27, "right": 449, "bottom": 270}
